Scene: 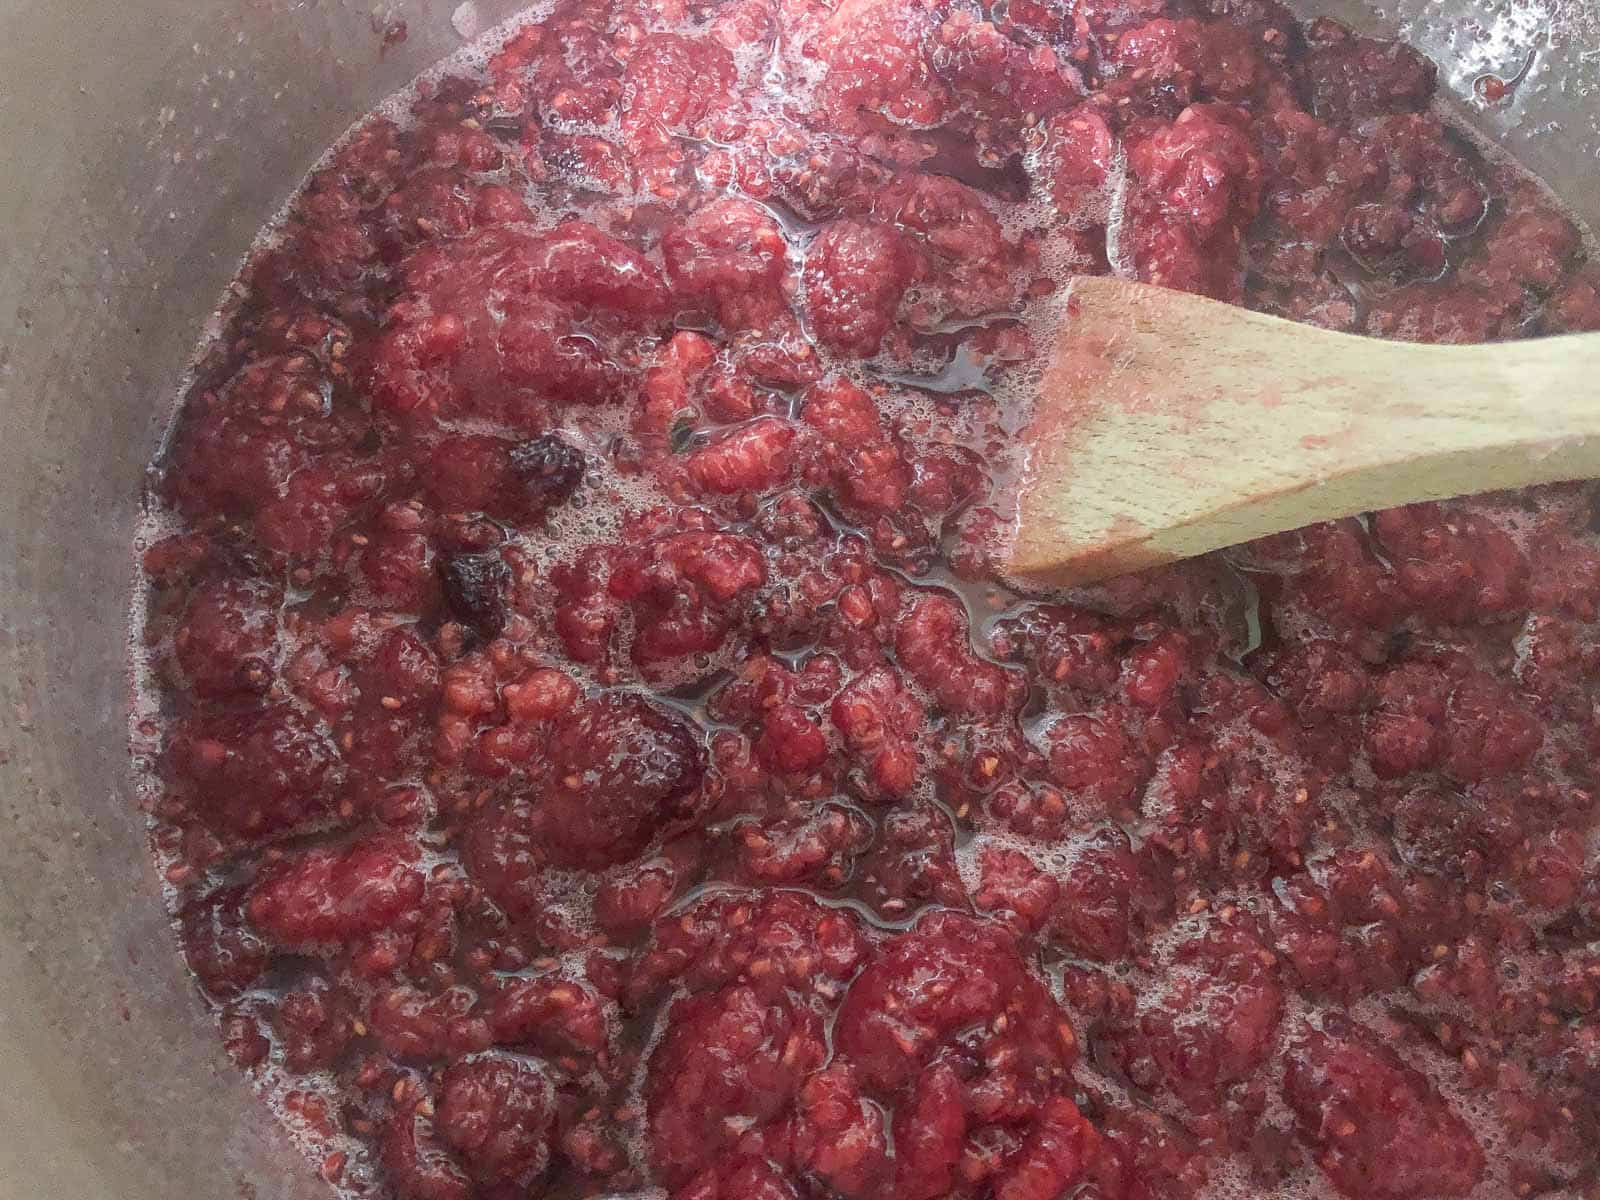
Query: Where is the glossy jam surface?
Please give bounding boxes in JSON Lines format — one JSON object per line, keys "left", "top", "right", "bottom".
{"left": 137, "top": 0, "right": 1600, "bottom": 1197}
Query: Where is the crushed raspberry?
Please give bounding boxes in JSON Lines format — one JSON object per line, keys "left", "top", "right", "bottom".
{"left": 1284, "top": 1025, "right": 1484, "bottom": 1198}
{"left": 368, "top": 986, "right": 492, "bottom": 1061}
{"left": 486, "top": 974, "right": 611, "bottom": 1060}
{"left": 172, "top": 576, "right": 281, "bottom": 697}
{"left": 894, "top": 592, "right": 1022, "bottom": 717}
{"left": 990, "top": 1095, "right": 1101, "bottom": 1200}
{"left": 141, "top": 1, "right": 1600, "bottom": 1196}
{"left": 730, "top": 801, "right": 872, "bottom": 886}
{"left": 781, "top": 1060, "right": 888, "bottom": 1195}
{"left": 891, "top": 1061, "right": 965, "bottom": 1200}
{"left": 1042, "top": 107, "right": 1116, "bottom": 213}
{"left": 1299, "top": 21, "right": 1436, "bottom": 120}
{"left": 1044, "top": 709, "right": 1148, "bottom": 814}
{"left": 877, "top": 173, "right": 1028, "bottom": 322}
{"left": 165, "top": 705, "right": 342, "bottom": 842}
{"left": 628, "top": 888, "right": 871, "bottom": 1007}
{"left": 664, "top": 199, "right": 792, "bottom": 329}
{"left": 812, "top": 0, "right": 951, "bottom": 130}
{"left": 854, "top": 804, "right": 965, "bottom": 914}
{"left": 592, "top": 839, "right": 702, "bottom": 937}
{"left": 979, "top": 826, "right": 1154, "bottom": 959}
{"left": 830, "top": 666, "right": 924, "bottom": 798}
{"left": 1371, "top": 502, "right": 1526, "bottom": 621}
{"left": 835, "top": 910, "right": 1077, "bottom": 1093}
{"left": 1114, "top": 922, "right": 1283, "bottom": 1102}
{"left": 1549, "top": 275, "right": 1600, "bottom": 333}
{"left": 608, "top": 530, "right": 769, "bottom": 666}
{"left": 424, "top": 433, "right": 584, "bottom": 521}
{"left": 535, "top": 694, "right": 706, "bottom": 868}
{"left": 646, "top": 984, "right": 827, "bottom": 1183}
{"left": 434, "top": 1055, "right": 555, "bottom": 1185}
{"left": 673, "top": 1157, "right": 800, "bottom": 1200}
{"left": 273, "top": 975, "right": 357, "bottom": 1071}
{"left": 682, "top": 417, "right": 798, "bottom": 496}
{"left": 803, "top": 220, "right": 915, "bottom": 357}
{"left": 180, "top": 886, "right": 269, "bottom": 997}
{"left": 1126, "top": 104, "right": 1264, "bottom": 300}
{"left": 382, "top": 1099, "right": 473, "bottom": 1200}
{"left": 246, "top": 835, "right": 424, "bottom": 946}
{"left": 1439, "top": 671, "right": 1542, "bottom": 784}
{"left": 620, "top": 34, "right": 737, "bottom": 157}
{"left": 1465, "top": 186, "right": 1580, "bottom": 291}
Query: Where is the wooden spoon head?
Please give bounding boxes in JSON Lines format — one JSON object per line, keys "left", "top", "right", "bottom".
{"left": 1009, "top": 276, "right": 1300, "bottom": 587}
{"left": 1007, "top": 276, "right": 1600, "bottom": 589}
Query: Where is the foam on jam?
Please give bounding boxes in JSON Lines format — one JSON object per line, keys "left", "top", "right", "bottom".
{"left": 132, "top": 0, "right": 1600, "bottom": 1197}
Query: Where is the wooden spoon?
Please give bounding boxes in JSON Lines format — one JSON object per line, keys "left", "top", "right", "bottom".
{"left": 1009, "top": 276, "right": 1600, "bottom": 588}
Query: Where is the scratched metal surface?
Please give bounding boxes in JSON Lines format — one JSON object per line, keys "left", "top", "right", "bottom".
{"left": 0, "top": 1, "right": 1592, "bottom": 1197}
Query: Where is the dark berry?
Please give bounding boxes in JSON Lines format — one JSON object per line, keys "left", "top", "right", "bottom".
{"left": 509, "top": 434, "right": 585, "bottom": 513}
{"left": 437, "top": 551, "right": 510, "bottom": 637}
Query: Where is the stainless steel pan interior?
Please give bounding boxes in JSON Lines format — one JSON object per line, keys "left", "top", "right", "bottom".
{"left": 0, "top": 1, "right": 1594, "bottom": 1195}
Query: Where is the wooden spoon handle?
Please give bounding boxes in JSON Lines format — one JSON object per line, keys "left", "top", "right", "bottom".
{"left": 1011, "top": 277, "right": 1600, "bottom": 588}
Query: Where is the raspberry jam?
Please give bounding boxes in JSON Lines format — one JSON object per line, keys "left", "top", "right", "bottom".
{"left": 134, "top": 0, "right": 1600, "bottom": 1197}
